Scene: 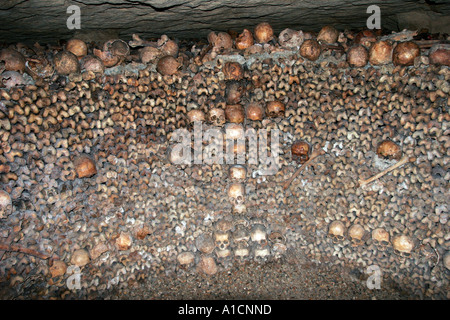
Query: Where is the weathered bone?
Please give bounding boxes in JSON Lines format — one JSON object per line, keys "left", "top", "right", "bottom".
{"left": 282, "top": 147, "right": 326, "bottom": 190}
{"left": 358, "top": 156, "right": 416, "bottom": 187}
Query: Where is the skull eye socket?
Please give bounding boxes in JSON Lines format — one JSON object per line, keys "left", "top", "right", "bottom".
{"left": 401, "top": 252, "right": 411, "bottom": 257}
{"left": 381, "top": 241, "right": 389, "bottom": 246}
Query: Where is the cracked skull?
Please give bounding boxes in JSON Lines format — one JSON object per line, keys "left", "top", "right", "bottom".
{"left": 328, "top": 221, "right": 346, "bottom": 243}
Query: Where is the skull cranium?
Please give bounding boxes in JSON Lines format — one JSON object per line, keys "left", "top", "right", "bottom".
{"left": 348, "top": 224, "right": 365, "bottom": 246}
{"left": 269, "top": 231, "right": 286, "bottom": 258}
{"left": 266, "top": 100, "right": 285, "bottom": 118}
{"left": 372, "top": 228, "right": 390, "bottom": 251}
{"left": 233, "top": 226, "right": 250, "bottom": 244}
{"left": 208, "top": 108, "right": 226, "bottom": 127}
{"left": 250, "top": 224, "right": 267, "bottom": 246}
{"left": 444, "top": 251, "right": 450, "bottom": 271}
{"left": 214, "top": 231, "right": 230, "bottom": 251}
{"left": 229, "top": 165, "right": 247, "bottom": 181}
{"left": 228, "top": 183, "right": 245, "bottom": 206}
{"left": 232, "top": 203, "right": 247, "bottom": 214}
{"left": 177, "top": 251, "right": 195, "bottom": 268}
{"left": 392, "top": 234, "right": 414, "bottom": 258}
{"left": 0, "top": 191, "right": 12, "bottom": 219}
{"left": 187, "top": 109, "right": 206, "bottom": 123}
{"left": 215, "top": 247, "right": 231, "bottom": 259}
{"left": 291, "top": 140, "right": 311, "bottom": 164}
{"left": 328, "top": 221, "right": 346, "bottom": 243}
{"left": 234, "top": 244, "right": 250, "bottom": 262}
{"left": 254, "top": 246, "right": 271, "bottom": 262}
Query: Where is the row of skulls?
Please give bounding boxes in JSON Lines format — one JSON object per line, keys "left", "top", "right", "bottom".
{"left": 188, "top": 217, "right": 286, "bottom": 265}
{"left": 328, "top": 221, "right": 415, "bottom": 258}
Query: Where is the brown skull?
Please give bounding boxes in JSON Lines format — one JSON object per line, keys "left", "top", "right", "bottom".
{"left": 291, "top": 141, "right": 311, "bottom": 164}
{"left": 266, "top": 101, "right": 285, "bottom": 118}
{"left": 208, "top": 108, "right": 226, "bottom": 127}
{"left": 223, "top": 62, "right": 244, "bottom": 81}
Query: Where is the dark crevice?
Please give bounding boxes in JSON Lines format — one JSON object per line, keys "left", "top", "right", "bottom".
{"left": 70, "top": 0, "right": 188, "bottom": 12}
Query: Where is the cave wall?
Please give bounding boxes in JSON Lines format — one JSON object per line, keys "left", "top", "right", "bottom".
{"left": 0, "top": 0, "right": 449, "bottom": 44}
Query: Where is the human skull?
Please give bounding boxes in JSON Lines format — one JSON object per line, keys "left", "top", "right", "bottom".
{"left": 254, "top": 246, "right": 271, "bottom": 262}
{"left": 233, "top": 226, "right": 250, "bottom": 244}
{"left": 225, "top": 123, "right": 245, "bottom": 140}
{"left": 392, "top": 234, "right": 414, "bottom": 258}
{"left": 278, "top": 28, "right": 305, "bottom": 49}
{"left": 291, "top": 141, "right": 311, "bottom": 164}
{"left": 246, "top": 102, "right": 265, "bottom": 121}
{"left": 269, "top": 231, "right": 285, "bottom": 244}
{"left": 226, "top": 81, "right": 246, "bottom": 105}
{"left": 208, "top": 108, "right": 225, "bottom": 127}
{"left": 269, "top": 231, "right": 287, "bottom": 258}
{"left": 372, "top": 228, "right": 390, "bottom": 251}
{"left": 272, "top": 242, "right": 287, "bottom": 259}
{"left": 195, "top": 233, "right": 215, "bottom": 254}
{"left": 187, "top": 109, "right": 206, "bottom": 123}
{"left": 348, "top": 224, "right": 365, "bottom": 246}
{"left": 208, "top": 31, "right": 233, "bottom": 52}
{"left": 229, "top": 165, "right": 247, "bottom": 181}
{"left": 266, "top": 101, "right": 285, "bottom": 118}
{"left": 376, "top": 140, "right": 402, "bottom": 160}
{"left": 250, "top": 224, "right": 267, "bottom": 246}
{"left": 232, "top": 203, "right": 247, "bottom": 214}
{"left": 215, "top": 218, "right": 233, "bottom": 232}
{"left": 177, "top": 251, "right": 195, "bottom": 268}
{"left": 223, "top": 61, "right": 244, "bottom": 81}
{"left": 228, "top": 183, "right": 245, "bottom": 206}
{"left": 116, "top": 232, "right": 132, "bottom": 251}
{"left": 234, "top": 244, "right": 250, "bottom": 262}
{"left": 215, "top": 247, "right": 231, "bottom": 259}
{"left": 328, "top": 221, "right": 346, "bottom": 243}
{"left": 0, "top": 190, "right": 13, "bottom": 219}
{"left": 225, "top": 104, "right": 245, "bottom": 124}
{"left": 214, "top": 231, "right": 230, "bottom": 251}
{"left": 233, "top": 217, "right": 250, "bottom": 229}
{"left": 167, "top": 145, "right": 190, "bottom": 165}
